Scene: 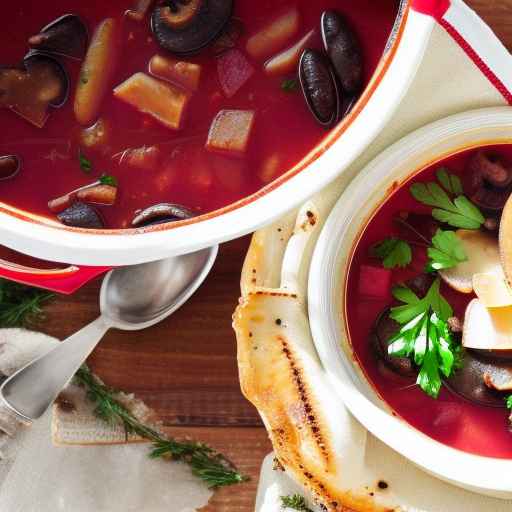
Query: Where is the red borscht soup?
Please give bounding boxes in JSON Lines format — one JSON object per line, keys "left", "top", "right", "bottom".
{"left": 347, "top": 145, "right": 512, "bottom": 459}
{"left": 0, "top": 1, "right": 398, "bottom": 230}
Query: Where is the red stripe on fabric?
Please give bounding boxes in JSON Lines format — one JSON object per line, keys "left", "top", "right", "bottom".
{"left": 411, "top": 0, "right": 450, "bottom": 19}
{"left": 439, "top": 18, "right": 512, "bottom": 105}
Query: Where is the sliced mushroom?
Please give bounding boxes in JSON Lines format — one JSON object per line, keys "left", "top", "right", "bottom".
{"left": 0, "top": 155, "right": 20, "bottom": 180}
{"left": 132, "top": 202, "right": 195, "bottom": 227}
{"left": 371, "top": 309, "right": 415, "bottom": 377}
{"left": 468, "top": 151, "right": 512, "bottom": 211}
{"left": 28, "top": 14, "right": 88, "bottom": 60}
{"left": 462, "top": 298, "right": 512, "bottom": 351}
{"left": 299, "top": 49, "right": 340, "bottom": 127}
{"left": 321, "top": 10, "right": 363, "bottom": 95}
{"left": 445, "top": 349, "right": 509, "bottom": 408}
{"left": 499, "top": 192, "right": 512, "bottom": 287}
{"left": 57, "top": 201, "right": 104, "bottom": 229}
{"left": 439, "top": 229, "right": 501, "bottom": 294}
{"left": 472, "top": 272, "right": 512, "bottom": 308}
{"left": 151, "top": 0, "right": 233, "bottom": 55}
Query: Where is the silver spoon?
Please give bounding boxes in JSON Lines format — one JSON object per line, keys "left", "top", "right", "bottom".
{"left": 0, "top": 246, "right": 218, "bottom": 421}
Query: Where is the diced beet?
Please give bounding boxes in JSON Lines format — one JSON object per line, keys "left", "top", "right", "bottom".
{"left": 217, "top": 49, "right": 254, "bottom": 99}
{"left": 358, "top": 265, "right": 392, "bottom": 300}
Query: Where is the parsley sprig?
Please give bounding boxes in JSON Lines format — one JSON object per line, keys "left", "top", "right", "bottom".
{"left": 99, "top": 174, "right": 118, "bottom": 187}
{"left": 410, "top": 169, "right": 484, "bottom": 229}
{"left": 78, "top": 149, "right": 92, "bottom": 173}
{"left": 507, "top": 395, "right": 512, "bottom": 410}
{"left": 0, "top": 280, "right": 54, "bottom": 327}
{"left": 74, "top": 366, "right": 248, "bottom": 489}
{"left": 388, "top": 278, "right": 460, "bottom": 398}
{"left": 371, "top": 237, "right": 412, "bottom": 269}
{"left": 280, "top": 494, "right": 313, "bottom": 512}
{"left": 426, "top": 229, "right": 467, "bottom": 272}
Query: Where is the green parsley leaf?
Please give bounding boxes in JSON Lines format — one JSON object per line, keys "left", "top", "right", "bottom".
{"left": 388, "top": 309, "right": 458, "bottom": 398}
{"left": 426, "top": 229, "right": 467, "bottom": 272}
{"left": 436, "top": 168, "right": 463, "bottom": 196}
{"left": 410, "top": 180, "right": 484, "bottom": 230}
{"left": 370, "top": 237, "right": 412, "bottom": 269}
{"left": 99, "top": 174, "right": 118, "bottom": 187}
{"left": 281, "top": 78, "right": 298, "bottom": 92}
{"left": 390, "top": 277, "right": 452, "bottom": 324}
{"left": 280, "top": 494, "right": 313, "bottom": 512}
{"left": 506, "top": 395, "right": 512, "bottom": 410}
{"left": 78, "top": 149, "right": 92, "bottom": 173}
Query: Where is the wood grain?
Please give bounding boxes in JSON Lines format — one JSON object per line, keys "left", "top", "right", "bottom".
{"left": 4, "top": 2, "right": 512, "bottom": 510}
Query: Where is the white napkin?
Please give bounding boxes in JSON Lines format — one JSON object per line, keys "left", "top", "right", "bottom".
{"left": 256, "top": 1, "right": 512, "bottom": 510}
{"left": 0, "top": 329, "right": 212, "bottom": 512}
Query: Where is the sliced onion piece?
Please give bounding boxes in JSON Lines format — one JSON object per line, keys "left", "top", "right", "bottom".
{"left": 462, "top": 298, "right": 512, "bottom": 351}
{"left": 440, "top": 229, "right": 502, "bottom": 293}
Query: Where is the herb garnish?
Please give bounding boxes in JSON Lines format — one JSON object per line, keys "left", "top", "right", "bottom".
{"left": 0, "top": 280, "right": 54, "bottom": 328}
{"left": 371, "top": 237, "right": 412, "bottom": 269}
{"left": 280, "top": 494, "right": 313, "bottom": 512}
{"left": 74, "top": 366, "right": 248, "bottom": 489}
{"left": 388, "top": 278, "right": 460, "bottom": 398}
{"left": 99, "top": 174, "right": 118, "bottom": 187}
{"left": 436, "top": 168, "right": 463, "bottom": 196}
{"left": 410, "top": 170, "right": 484, "bottom": 229}
{"left": 281, "top": 78, "right": 298, "bottom": 92}
{"left": 507, "top": 395, "right": 512, "bottom": 410}
{"left": 78, "top": 149, "right": 92, "bottom": 173}
{"left": 426, "top": 229, "right": 467, "bottom": 272}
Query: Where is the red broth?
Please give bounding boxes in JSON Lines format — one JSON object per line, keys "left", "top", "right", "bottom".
{"left": 0, "top": 1, "right": 398, "bottom": 229}
{"left": 346, "top": 144, "right": 512, "bottom": 459}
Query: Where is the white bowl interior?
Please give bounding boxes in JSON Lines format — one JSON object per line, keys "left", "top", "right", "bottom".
{"left": 308, "top": 107, "right": 512, "bottom": 498}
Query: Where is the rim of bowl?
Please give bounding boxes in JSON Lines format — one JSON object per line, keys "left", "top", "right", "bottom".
{"left": 308, "top": 107, "right": 512, "bottom": 497}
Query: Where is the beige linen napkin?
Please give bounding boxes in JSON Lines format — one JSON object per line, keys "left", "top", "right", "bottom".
{"left": 0, "top": 329, "right": 212, "bottom": 512}
{"left": 255, "top": 1, "right": 512, "bottom": 510}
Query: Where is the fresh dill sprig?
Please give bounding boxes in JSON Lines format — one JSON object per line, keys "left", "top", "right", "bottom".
{"left": 280, "top": 494, "right": 313, "bottom": 511}
{"left": 74, "top": 366, "right": 248, "bottom": 489}
{"left": 0, "top": 279, "right": 54, "bottom": 327}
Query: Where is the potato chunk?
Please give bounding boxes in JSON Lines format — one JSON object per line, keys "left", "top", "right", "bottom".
{"left": 149, "top": 54, "right": 201, "bottom": 92}
{"left": 264, "top": 29, "right": 315, "bottom": 76}
{"left": 113, "top": 72, "right": 190, "bottom": 130}
{"left": 246, "top": 7, "right": 300, "bottom": 60}
{"left": 75, "top": 18, "right": 121, "bottom": 126}
{"left": 206, "top": 110, "right": 255, "bottom": 156}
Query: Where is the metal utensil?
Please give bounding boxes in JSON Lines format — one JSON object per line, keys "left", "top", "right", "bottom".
{"left": 0, "top": 246, "right": 218, "bottom": 421}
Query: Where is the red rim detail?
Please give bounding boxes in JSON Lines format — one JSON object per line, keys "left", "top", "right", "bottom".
{"left": 411, "top": 0, "right": 450, "bottom": 19}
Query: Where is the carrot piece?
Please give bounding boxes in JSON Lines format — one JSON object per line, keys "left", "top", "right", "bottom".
{"left": 149, "top": 55, "right": 201, "bottom": 92}
{"left": 206, "top": 109, "right": 255, "bottom": 157}
{"left": 77, "top": 184, "right": 117, "bottom": 205}
{"left": 113, "top": 73, "right": 190, "bottom": 130}
{"left": 264, "top": 29, "right": 315, "bottom": 76}
{"left": 74, "top": 18, "right": 121, "bottom": 126}
{"left": 246, "top": 7, "right": 300, "bottom": 60}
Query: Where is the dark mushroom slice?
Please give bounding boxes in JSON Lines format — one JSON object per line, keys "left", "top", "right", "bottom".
{"left": 151, "top": 0, "right": 233, "bottom": 55}
{"left": 57, "top": 202, "right": 104, "bottom": 229}
{"left": 132, "top": 203, "right": 195, "bottom": 227}
{"left": 445, "top": 349, "right": 511, "bottom": 408}
{"left": 23, "top": 52, "right": 70, "bottom": 108}
{"left": 371, "top": 309, "right": 416, "bottom": 378}
{"left": 321, "top": 9, "right": 363, "bottom": 95}
{"left": 299, "top": 49, "right": 340, "bottom": 128}
{"left": 0, "top": 155, "right": 20, "bottom": 180}
{"left": 28, "top": 14, "right": 88, "bottom": 60}
{"left": 467, "top": 151, "right": 512, "bottom": 211}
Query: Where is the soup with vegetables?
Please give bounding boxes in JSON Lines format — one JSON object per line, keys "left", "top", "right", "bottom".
{"left": 347, "top": 146, "right": 512, "bottom": 459}
{"left": 0, "top": 1, "right": 398, "bottom": 230}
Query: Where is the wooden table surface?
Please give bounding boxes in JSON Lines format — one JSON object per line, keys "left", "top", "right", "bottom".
{"left": 25, "top": 2, "right": 512, "bottom": 510}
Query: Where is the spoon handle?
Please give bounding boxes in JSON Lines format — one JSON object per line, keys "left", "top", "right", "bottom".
{"left": 0, "top": 316, "right": 110, "bottom": 421}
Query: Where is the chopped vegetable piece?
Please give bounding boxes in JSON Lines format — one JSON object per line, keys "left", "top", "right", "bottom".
{"left": 258, "top": 154, "right": 281, "bottom": 183}
{"left": 75, "top": 18, "right": 121, "bottom": 126}
{"left": 264, "top": 29, "right": 315, "bottom": 76}
{"left": 370, "top": 237, "right": 412, "bottom": 269}
{"left": 426, "top": 229, "right": 467, "bottom": 272}
{"left": 116, "top": 145, "right": 161, "bottom": 171}
{"left": 217, "top": 49, "right": 254, "bottom": 99}
{"left": 473, "top": 272, "right": 512, "bottom": 308}
{"left": 206, "top": 109, "right": 255, "bottom": 156}
{"left": 48, "top": 193, "right": 74, "bottom": 213}
{"left": 114, "top": 73, "right": 190, "bottom": 130}
{"left": 80, "top": 118, "right": 110, "bottom": 150}
{"left": 246, "top": 7, "right": 300, "bottom": 60}
{"left": 463, "top": 299, "right": 512, "bottom": 351}
{"left": 358, "top": 265, "right": 392, "bottom": 300}
{"left": 149, "top": 54, "right": 201, "bottom": 92}
{"left": 125, "top": 0, "right": 154, "bottom": 21}
{"left": 77, "top": 184, "right": 117, "bottom": 205}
